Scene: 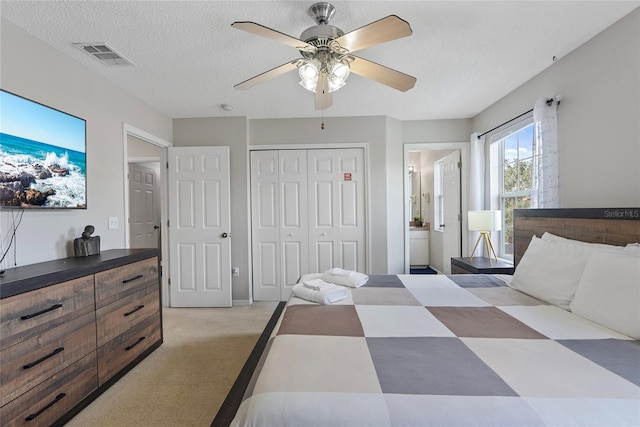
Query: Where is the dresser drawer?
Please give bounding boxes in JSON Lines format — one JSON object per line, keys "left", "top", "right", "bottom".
{"left": 0, "top": 312, "right": 96, "bottom": 407}
{"left": 96, "top": 285, "right": 160, "bottom": 347}
{"left": 94, "top": 257, "right": 158, "bottom": 308}
{"left": 0, "top": 276, "right": 95, "bottom": 351}
{"left": 0, "top": 352, "right": 97, "bottom": 427}
{"left": 97, "top": 311, "right": 161, "bottom": 385}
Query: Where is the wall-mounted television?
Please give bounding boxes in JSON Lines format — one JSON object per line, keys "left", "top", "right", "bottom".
{"left": 0, "top": 89, "right": 87, "bottom": 209}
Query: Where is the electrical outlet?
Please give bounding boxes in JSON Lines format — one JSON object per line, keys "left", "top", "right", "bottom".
{"left": 232, "top": 267, "right": 239, "bottom": 277}
{"left": 108, "top": 217, "right": 119, "bottom": 229}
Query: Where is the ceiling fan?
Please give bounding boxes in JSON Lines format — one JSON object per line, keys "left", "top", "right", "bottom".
{"left": 231, "top": 2, "right": 417, "bottom": 110}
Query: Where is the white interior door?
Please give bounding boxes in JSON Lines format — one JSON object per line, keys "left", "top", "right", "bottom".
{"left": 251, "top": 150, "right": 308, "bottom": 301}
{"left": 308, "top": 148, "right": 365, "bottom": 273}
{"left": 442, "top": 150, "right": 461, "bottom": 274}
{"left": 129, "top": 163, "right": 160, "bottom": 249}
{"left": 168, "top": 146, "right": 231, "bottom": 307}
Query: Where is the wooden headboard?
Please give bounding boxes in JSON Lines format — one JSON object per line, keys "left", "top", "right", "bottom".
{"left": 513, "top": 207, "right": 640, "bottom": 266}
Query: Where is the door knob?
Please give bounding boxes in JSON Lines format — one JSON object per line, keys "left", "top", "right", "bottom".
{"left": 154, "top": 225, "right": 160, "bottom": 230}
{"left": 221, "top": 232, "right": 230, "bottom": 238}
{"left": 321, "top": 232, "right": 327, "bottom": 236}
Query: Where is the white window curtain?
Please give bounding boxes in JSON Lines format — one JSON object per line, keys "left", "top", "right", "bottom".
{"left": 469, "top": 132, "right": 485, "bottom": 211}
{"left": 469, "top": 132, "right": 485, "bottom": 251}
{"left": 532, "top": 97, "right": 560, "bottom": 207}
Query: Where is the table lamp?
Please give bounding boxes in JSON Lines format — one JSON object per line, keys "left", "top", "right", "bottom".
{"left": 468, "top": 210, "right": 501, "bottom": 264}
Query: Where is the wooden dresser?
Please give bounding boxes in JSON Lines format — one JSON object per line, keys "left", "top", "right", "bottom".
{"left": 0, "top": 249, "right": 162, "bottom": 427}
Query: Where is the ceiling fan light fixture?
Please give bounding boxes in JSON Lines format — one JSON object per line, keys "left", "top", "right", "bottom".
{"left": 299, "top": 60, "right": 319, "bottom": 81}
{"left": 299, "top": 59, "right": 322, "bottom": 92}
{"left": 299, "top": 78, "right": 318, "bottom": 92}
{"left": 328, "top": 60, "right": 349, "bottom": 91}
{"left": 299, "top": 57, "right": 349, "bottom": 93}
{"left": 232, "top": 2, "right": 416, "bottom": 109}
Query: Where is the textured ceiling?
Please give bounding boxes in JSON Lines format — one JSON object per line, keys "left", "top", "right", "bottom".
{"left": 1, "top": 1, "right": 638, "bottom": 121}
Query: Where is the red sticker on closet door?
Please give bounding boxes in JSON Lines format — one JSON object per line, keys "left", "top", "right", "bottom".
{"left": 344, "top": 173, "right": 352, "bottom": 181}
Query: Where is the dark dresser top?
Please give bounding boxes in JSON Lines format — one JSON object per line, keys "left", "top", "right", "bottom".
{"left": 0, "top": 248, "right": 159, "bottom": 299}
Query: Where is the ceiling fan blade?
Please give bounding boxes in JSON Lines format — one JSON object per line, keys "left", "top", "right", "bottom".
{"left": 315, "top": 74, "right": 333, "bottom": 110}
{"left": 349, "top": 56, "right": 416, "bottom": 92}
{"left": 231, "top": 21, "right": 316, "bottom": 52}
{"left": 234, "top": 60, "right": 299, "bottom": 90}
{"left": 333, "top": 15, "right": 412, "bottom": 53}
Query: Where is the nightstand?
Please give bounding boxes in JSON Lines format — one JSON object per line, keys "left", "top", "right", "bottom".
{"left": 451, "top": 257, "right": 514, "bottom": 275}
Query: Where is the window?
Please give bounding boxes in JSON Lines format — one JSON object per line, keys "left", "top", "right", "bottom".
{"left": 489, "top": 118, "right": 535, "bottom": 260}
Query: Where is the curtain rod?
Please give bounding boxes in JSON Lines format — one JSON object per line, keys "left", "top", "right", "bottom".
{"left": 477, "top": 98, "right": 559, "bottom": 139}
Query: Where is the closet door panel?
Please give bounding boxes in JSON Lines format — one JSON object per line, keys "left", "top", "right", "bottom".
{"left": 341, "top": 241, "right": 359, "bottom": 271}
{"left": 315, "top": 241, "right": 335, "bottom": 274}
{"left": 340, "top": 180, "right": 359, "bottom": 226}
{"left": 282, "top": 241, "right": 303, "bottom": 295}
{"left": 279, "top": 150, "right": 308, "bottom": 300}
{"left": 308, "top": 150, "right": 336, "bottom": 272}
{"left": 335, "top": 149, "right": 366, "bottom": 271}
{"left": 309, "top": 149, "right": 365, "bottom": 273}
{"left": 251, "top": 151, "right": 281, "bottom": 301}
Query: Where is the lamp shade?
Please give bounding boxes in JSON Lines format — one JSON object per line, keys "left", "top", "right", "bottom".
{"left": 468, "top": 210, "right": 501, "bottom": 232}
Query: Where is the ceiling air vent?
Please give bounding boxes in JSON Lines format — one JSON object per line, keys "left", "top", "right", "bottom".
{"left": 73, "top": 43, "right": 134, "bottom": 66}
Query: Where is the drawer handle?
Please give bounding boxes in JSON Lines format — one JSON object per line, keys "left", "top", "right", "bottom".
{"left": 25, "top": 393, "right": 66, "bottom": 421}
{"left": 125, "top": 336, "right": 146, "bottom": 351}
{"left": 20, "top": 303, "right": 63, "bottom": 320}
{"left": 23, "top": 347, "right": 64, "bottom": 370}
{"left": 124, "top": 305, "right": 145, "bottom": 317}
{"left": 123, "top": 274, "right": 144, "bottom": 284}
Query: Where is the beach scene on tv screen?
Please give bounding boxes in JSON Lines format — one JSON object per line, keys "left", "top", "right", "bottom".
{"left": 0, "top": 90, "right": 86, "bottom": 208}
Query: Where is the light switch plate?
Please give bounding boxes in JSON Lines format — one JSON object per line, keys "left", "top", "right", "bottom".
{"left": 108, "top": 217, "right": 119, "bottom": 229}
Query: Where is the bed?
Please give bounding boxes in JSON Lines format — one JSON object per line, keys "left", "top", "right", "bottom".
{"left": 229, "top": 208, "right": 640, "bottom": 427}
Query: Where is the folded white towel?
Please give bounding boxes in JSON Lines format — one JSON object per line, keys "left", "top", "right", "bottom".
{"left": 302, "top": 278, "right": 333, "bottom": 291}
{"left": 322, "top": 269, "right": 369, "bottom": 288}
{"left": 327, "top": 267, "right": 353, "bottom": 277}
{"left": 292, "top": 282, "right": 349, "bottom": 305}
{"left": 297, "top": 272, "right": 323, "bottom": 284}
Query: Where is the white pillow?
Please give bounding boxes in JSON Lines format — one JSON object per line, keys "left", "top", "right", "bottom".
{"left": 626, "top": 243, "right": 640, "bottom": 254}
{"left": 510, "top": 236, "right": 594, "bottom": 309}
{"left": 570, "top": 250, "right": 640, "bottom": 339}
{"left": 541, "top": 232, "right": 640, "bottom": 256}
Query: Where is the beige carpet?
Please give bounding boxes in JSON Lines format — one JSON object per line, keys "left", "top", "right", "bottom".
{"left": 65, "top": 302, "right": 278, "bottom": 427}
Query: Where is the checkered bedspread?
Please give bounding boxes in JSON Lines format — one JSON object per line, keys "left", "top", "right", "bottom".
{"left": 231, "top": 274, "right": 640, "bottom": 426}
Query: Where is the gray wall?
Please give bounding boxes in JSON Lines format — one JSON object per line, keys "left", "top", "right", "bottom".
{"left": 0, "top": 19, "right": 172, "bottom": 270}
{"left": 472, "top": 8, "right": 640, "bottom": 207}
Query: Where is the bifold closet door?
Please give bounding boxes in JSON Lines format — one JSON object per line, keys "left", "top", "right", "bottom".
{"left": 251, "top": 148, "right": 366, "bottom": 301}
{"left": 307, "top": 148, "right": 365, "bottom": 273}
{"left": 250, "top": 150, "right": 308, "bottom": 301}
